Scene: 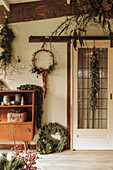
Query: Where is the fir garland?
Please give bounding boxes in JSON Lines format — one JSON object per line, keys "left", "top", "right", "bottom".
{"left": 17, "top": 84, "right": 43, "bottom": 129}
{"left": 36, "top": 122, "right": 67, "bottom": 154}
{"left": 31, "top": 63, "right": 57, "bottom": 77}
{"left": 89, "top": 49, "right": 100, "bottom": 111}
{"left": 0, "top": 22, "right": 15, "bottom": 65}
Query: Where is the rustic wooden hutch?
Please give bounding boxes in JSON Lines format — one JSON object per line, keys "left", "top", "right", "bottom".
{"left": 0, "top": 90, "right": 35, "bottom": 153}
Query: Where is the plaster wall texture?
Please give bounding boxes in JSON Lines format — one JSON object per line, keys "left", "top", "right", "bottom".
{"left": 0, "top": 16, "right": 107, "bottom": 144}
{"left": 0, "top": 17, "right": 68, "bottom": 144}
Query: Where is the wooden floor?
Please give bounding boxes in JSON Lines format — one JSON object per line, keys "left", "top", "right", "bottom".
{"left": 0, "top": 149, "right": 113, "bottom": 170}
{"left": 37, "top": 150, "right": 113, "bottom": 170}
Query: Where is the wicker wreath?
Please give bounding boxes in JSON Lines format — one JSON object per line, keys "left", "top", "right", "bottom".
{"left": 36, "top": 122, "right": 67, "bottom": 154}
{"left": 30, "top": 48, "right": 57, "bottom": 97}
{"left": 31, "top": 49, "right": 56, "bottom": 76}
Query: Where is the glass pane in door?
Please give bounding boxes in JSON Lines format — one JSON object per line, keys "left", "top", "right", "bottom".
{"left": 78, "top": 48, "right": 108, "bottom": 129}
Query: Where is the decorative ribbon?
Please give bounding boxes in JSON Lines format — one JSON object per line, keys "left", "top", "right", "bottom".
{"left": 40, "top": 68, "right": 49, "bottom": 98}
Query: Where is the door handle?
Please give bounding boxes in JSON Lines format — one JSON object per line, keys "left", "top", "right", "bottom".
{"left": 27, "top": 129, "right": 31, "bottom": 132}
{"left": 110, "top": 93, "right": 112, "bottom": 100}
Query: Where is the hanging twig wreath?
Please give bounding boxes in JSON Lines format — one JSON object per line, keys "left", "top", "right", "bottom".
{"left": 31, "top": 49, "right": 56, "bottom": 75}
{"left": 30, "top": 46, "right": 57, "bottom": 97}
{"left": 36, "top": 122, "right": 67, "bottom": 154}
{"left": 89, "top": 47, "right": 100, "bottom": 112}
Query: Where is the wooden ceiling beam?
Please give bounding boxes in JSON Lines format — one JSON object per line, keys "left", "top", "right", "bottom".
{"left": 0, "top": 0, "right": 74, "bottom": 24}
{"left": 67, "top": 0, "right": 71, "bottom": 4}
{"left": 29, "top": 36, "right": 72, "bottom": 42}
{"left": 1, "top": 0, "right": 10, "bottom": 11}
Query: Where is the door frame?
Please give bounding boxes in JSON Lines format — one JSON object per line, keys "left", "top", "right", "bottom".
{"left": 72, "top": 39, "right": 113, "bottom": 150}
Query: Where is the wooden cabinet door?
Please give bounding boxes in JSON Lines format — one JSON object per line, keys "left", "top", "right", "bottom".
{"left": 0, "top": 125, "right": 4, "bottom": 139}
{"left": 4, "top": 124, "right": 14, "bottom": 140}
{"left": 21, "top": 125, "right": 33, "bottom": 141}
{"left": 1, "top": 124, "right": 33, "bottom": 141}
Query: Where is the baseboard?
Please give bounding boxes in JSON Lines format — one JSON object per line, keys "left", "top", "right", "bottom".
{"left": 0, "top": 144, "right": 36, "bottom": 150}
{"left": 73, "top": 149, "right": 113, "bottom": 151}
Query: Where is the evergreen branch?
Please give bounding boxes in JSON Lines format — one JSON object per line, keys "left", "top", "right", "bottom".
{"left": 89, "top": 50, "right": 100, "bottom": 111}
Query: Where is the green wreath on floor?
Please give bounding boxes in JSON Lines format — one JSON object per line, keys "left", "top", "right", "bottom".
{"left": 36, "top": 122, "right": 67, "bottom": 154}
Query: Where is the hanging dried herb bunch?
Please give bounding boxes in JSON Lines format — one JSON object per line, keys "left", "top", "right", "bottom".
{"left": 52, "top": 0, "right": 113, "bottom": 47}
{"left": 0, "top": 22, "right": 15, "bottom": 65}
{"left": 89, "top": 48, "right": 100, "bottom": 111}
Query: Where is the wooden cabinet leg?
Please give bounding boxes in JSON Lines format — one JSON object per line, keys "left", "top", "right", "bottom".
{"left": 24, "top": 141, "right": 28, "bottom": 154}
{"left": 26, "top": 141, "right": 28, "bottom": 150}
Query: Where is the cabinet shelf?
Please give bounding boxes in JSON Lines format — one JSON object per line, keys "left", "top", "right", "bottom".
{"left": 0, "top": 105, "right": 33, "bottom": 108}
{"left": 0, "top": 121, "right": 32, "bottom": 125}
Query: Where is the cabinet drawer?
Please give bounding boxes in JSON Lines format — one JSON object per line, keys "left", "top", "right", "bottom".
{"left": 0, "top": 124, "right": 33, "bottom": 141}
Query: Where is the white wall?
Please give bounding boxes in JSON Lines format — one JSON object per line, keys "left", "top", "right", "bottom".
{"left": 0, "top": 16, "right": 111, "bottom": 145}
{"left": 0, "top": 17, "right": 68, "bottom": 144}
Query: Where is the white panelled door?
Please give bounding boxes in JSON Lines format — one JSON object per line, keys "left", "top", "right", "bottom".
{"left": 72, "top": 40, "right": 113, "bottom": 149}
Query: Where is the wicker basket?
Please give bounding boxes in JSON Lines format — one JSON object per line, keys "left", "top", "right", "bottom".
{"left": 7, "top": 112, "right": 27, "bottom": 122}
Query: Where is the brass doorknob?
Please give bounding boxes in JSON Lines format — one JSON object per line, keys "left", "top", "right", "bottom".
{"left": 27, "top": 129, "right": 31, "bottom": 132}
